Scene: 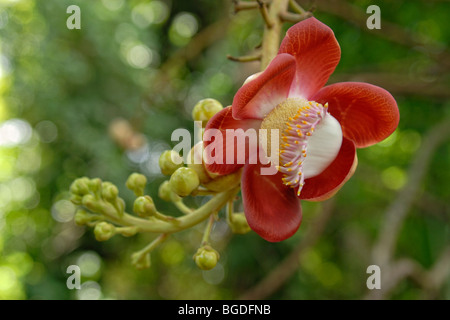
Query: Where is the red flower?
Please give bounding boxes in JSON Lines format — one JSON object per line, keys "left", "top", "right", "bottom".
{"left": 203, "top": 18, "right": 399, "bottom": 242}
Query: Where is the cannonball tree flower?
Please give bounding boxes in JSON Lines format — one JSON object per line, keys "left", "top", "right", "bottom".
{"left": 203, "top": 17, "right": 399, "bottom": 242}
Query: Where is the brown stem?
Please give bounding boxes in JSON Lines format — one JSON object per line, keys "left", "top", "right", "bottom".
{"left": 373, "top": 117, "right": 450, "bottom": 267}
{"left": 260, "top": 0, "right": 290, "bottom": 70}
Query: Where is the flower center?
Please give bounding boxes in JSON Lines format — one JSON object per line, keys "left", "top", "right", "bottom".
{"left": 260, "top": 98, "right": 342, "bottom": 196}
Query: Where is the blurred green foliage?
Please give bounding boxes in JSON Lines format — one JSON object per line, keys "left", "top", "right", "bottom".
{"left": 0, "top": 0, "right": 448, "bottom": 300}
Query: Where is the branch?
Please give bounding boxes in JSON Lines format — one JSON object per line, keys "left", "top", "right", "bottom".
{"left": 372, "top": 117, "right": 450, "bottom": 267}
{"left": 310, "top": 0, "right": 450, "bottom": 67}
{"left": 227, "top": 53, "right": 262, "bottom": 62}
{"left": 279, "top": 11, "right": 312, "bottom": 23}
{"left": 239, "top": 198, "right": 336, "bottom": 299}
{"left": 365, "top": 246, "right": 450, "bottom": 300}
{"left": 233, "top": 0, "right": 272, "bottom": 12}
{"left": 260, "top": 0, "right": 290, "bottom": 69}
{"left": 330, "top": 72, "right": 450, "bottom": 99}
{"left": 257, "top": 0, "right": 275, "bottom": 28}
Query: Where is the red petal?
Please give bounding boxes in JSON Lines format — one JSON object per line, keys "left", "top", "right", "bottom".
{"left": 299, "top": 137, "right": 357, "bottom": 201}
{"left": 312, "top": 82, "right": 399, "bottom": 148}
{"left": 242, "top": 162, "right": 302, "bottom": 242}
{"left": 232, "top": 53, "right": 296, "bottom": 120}
{"left": 203, "top": 106, "right": 262, "bottom": 175}
{"left": 278, "top": 17, "right": 341, "bottom": 99}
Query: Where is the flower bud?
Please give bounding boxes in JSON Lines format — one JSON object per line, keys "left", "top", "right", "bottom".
{"left": 74, "top": 209, "right": 94, "bottom": 226}
{"left": 187, "top": 142, "right": 211, "bottom": 184}
{"left": 192, "top": 98, "right": 223, "bottom": 126}
{"left": 101, "top": 182, "right": 119, "bottom": 202}
{"left": 229, "top": 213, "right": 251, "bottom": 234}
{"left": 89, "top": 178, "right": 102, "bottom": 195}
{"left": 126, "top": 173, "right": 147, "bottom": 196}
{"left": 158, "top": 181, "right": 180, "bottom": 202}
{"left": 70, "top": 177, "right": 90, "bottom": 196}
{"left": 133, "top": 196, "right": 157, "bottom": 217}
{"left": 193, "top": 246, "right": 219, "bottom": 270}
{"left": 94, "top": 222, "right": 116, "bottom": 241}
{"left": 115, "top": 198, "right": 126, "bottom": 216}
{"left": 169, "top": 167, "right": 200, "bottom": 197}
{"left": 82, "top": 194, "right": 100, "bottom": 211}
{"left": 70, "top": 194, "right": 83, "bottom": 205}
{"left": 159, "top": 150, "right": 183, "bottom": 176}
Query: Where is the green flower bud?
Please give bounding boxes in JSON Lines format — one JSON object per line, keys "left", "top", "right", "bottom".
{"left": 187, "top": 142, "right": 211, "bottom": 184}
{"left": 133, "top": 196, "right": 157, "bottom": 217}
{"left": 101, "top": 182, "right": 119, "bottom": 202}
{"left": 89, "top": 178, "right": 102, "bottom": 195}
{"left": 193, "top": 246, "right": 220, "bottom": 270}
{"left": 131, "top": 252, "right": 151, "bottom": 270}
{"left": 159, "top": 150, "right": 183, "bottom": 176}
{"left": 169, "top": 167, "right": 200, "bottom": 197}
{"left": 126, "top": 173, "right": 147, "bottom": 197}
{"left": 94, "top": 222, "right": 116, "bottom": 241}
{"left": 158, "top": 181, "right": 180, "bottom": 202}
{"left": 114, "top": 198, "right": 126, "bottom": 216}
{"left": 70, "top": 194, "right": 83, "bottom": 205}
{"left": 192, "top": 98, "right": 223, "bottom": 126}
{"left": 74, "top": 209, "right": 94, "bottom": 226}
{"left": 70, "top": 177, "right": 90, "bottom": 196}
{"left": 229, "top": 213, "right": 251, "bottom": 234}
{"left": 82, "top": 194, "right": 100, "bottom": 211}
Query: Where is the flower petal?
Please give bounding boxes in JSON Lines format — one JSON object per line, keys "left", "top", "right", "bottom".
{"left": 299, "top": 137, "right": 357, "bottom": 201}
{"left": 203, "top": 106, "right": 262, "bottom": 175}
{"left": 303, "top": 112, "right": 343, "bottom": 179}
{"left": 312, "top": 82, "right": 399, "bottom": 148}
{"left": 279, "top": 17, "right": 341, "bottom": 99}
{"left": 242, "top": 162, "right": 302, "bottom": 242}
{"left": 232, "top": 53, "right": 296, "bottom": 120}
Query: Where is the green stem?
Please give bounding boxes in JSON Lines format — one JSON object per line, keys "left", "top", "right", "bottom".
{"left": 136, "top": 233, "right": 169, "bottom": 256}
{"left": 99, "top": 187, "right": 239, "bottom": 234}
{"left": 173, "top": 199, "right": 194, "bottom": 215}
{"left": 202, "top": 214, "right": 215, "bottom": 246}
{"left": 226, "top": 199, "right": 234, "bottom": 225}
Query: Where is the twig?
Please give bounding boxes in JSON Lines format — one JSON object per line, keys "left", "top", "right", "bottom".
{"left": 227, "top": 53, "right": 262, "bottom": 62}
{"left": 279, "top": 11, "right": 312, "bottom": 22}
{"left": 239, "top": 198, "right": 336, "bottom": 299}
{"left": 365, "top": 246, "right": 450, "bottom": 300}
{"left": 257, "top": 0, "right": 275, "bottom": 28}
{"left": 289, "top": 0, "right": 306, "bottom": 14}
{"left": 330, "top": 72, "right": 450, "bottom": 99}
{"left": 233, "top": 0, "right": 271, "bottom": 12}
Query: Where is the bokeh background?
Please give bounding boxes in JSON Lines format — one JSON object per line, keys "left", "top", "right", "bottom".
{"left": 0, "top": 0, "right": 449, "bottom": 300}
